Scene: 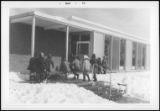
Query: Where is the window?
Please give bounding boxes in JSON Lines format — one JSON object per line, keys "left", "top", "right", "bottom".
{"left": 142, "top": 44, "right": 146, "bottom": 69}
{"left": 132, "top": 42, "right": 137, "bottom": 68}
{"left": 104, "top": 35, "right": 111, "bottom": 69}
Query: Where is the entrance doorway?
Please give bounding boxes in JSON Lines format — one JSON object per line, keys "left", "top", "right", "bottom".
{"left": 76, "top": 41, "right": 90, "bottom": 58}
{"left": 69, "top": 32, "right": 91, "bottom": 61}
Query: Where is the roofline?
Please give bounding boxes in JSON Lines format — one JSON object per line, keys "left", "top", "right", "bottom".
{"left": 70, "top": 16, "right": 149, "bottom": 43}
{"left": 10, "top": 11, "right": 35, "bottom": 20}
{"left": 10, "top": 11, "right": 150, "bottom": 44}
{"left": 34, "top": 11, "right": 94, "bottom": 31}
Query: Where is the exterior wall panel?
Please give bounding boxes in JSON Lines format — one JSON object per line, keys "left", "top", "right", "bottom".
{"left": 90, "top": 32, "right": 94, "bottom": 58}
{"left": 112, "top": 37, "right": 120, "bottom": 71}
{"left": 125, "top": 40, "right": 133, "bottom": 71}
{"left": 93, "top": 31, "right": 105, "bottom": 59}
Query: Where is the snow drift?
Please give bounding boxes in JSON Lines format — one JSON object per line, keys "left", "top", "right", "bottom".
{"left": 9, "top": 72, "right": 114, "bottom": 104}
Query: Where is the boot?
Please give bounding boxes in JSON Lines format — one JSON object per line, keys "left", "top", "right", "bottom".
{"left": 87, "top": 74, "right": 90, "bottom": 81}
{"left": 93, "top": 73, "right": 97, "bottom": 81}
{"left": 77, "top": 74, "right": 79, "bottom": 80}
{"left": 83, "top": 75, "right": 86, "bottom": 81}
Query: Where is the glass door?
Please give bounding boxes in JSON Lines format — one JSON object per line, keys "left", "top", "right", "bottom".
{"left": 76, "top": 41, "right": 90, "bottom": 59}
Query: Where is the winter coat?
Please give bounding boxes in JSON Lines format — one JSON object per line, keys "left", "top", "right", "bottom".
{"left": 72, "top": 59, "right": 81, "bottom": 72}
{"left": 90, "top": 58, "right": 96, "bottom": 66}
{"left": 36, "top": 57, "right": 46, "bottom": 73}
{"left": 82, "top": 59, "right": 91, "bottom": 72}
{"left": 45, "top": 57, "right": 54, "bottom": 72}
{"left": 60, "top": 61, "right": 70, "bottom": 73}
{"left": 91, "top": 59, "right": 98, "bottom": 74}
{"left": 97, "top": 59, "right": 102, "bottom": 66}
{"left": 102, "top": 59, "right": 107, "bottom": 69}
{"left": 27, "top": 57, "right": 37, "bottom": 73}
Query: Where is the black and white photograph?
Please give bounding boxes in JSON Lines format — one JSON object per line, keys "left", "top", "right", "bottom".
{"left": 1, "top": 1, "right": 159, "bottom": 110}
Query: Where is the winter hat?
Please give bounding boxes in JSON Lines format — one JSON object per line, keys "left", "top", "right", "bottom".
{"left": 84, "top": 55, "right": 89, "bottom": 59}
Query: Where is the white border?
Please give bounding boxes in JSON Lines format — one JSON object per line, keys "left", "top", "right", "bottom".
{"left": 1, "top": 1, "right": 159, "bottom": 110}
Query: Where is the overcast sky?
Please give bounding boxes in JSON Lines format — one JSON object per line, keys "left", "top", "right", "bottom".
{"left": 10, "top": 8, "right": 150, "bottom": 40}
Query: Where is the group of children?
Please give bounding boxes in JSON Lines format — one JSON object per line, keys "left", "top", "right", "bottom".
{"left": 27, "top": 52, "right": 54, "bottom": 83}
{"left": 28, "top": 52, "right": 109, "bottom": 83}
{"left": 69, "top": 54, "right": 109, "bottom": 82}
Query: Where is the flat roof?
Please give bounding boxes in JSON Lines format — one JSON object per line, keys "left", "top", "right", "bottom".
{"left": 10, "top": 11, "right": 149, "bottom": 44}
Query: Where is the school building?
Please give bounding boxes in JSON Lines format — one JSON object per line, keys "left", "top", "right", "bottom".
{"left": 9, "top": 11, "right": 150, "bottom": 72}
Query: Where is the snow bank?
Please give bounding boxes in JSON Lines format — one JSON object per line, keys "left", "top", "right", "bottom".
{"left": 9, "top": 72, "right": 114, "bottom": 104}
{"left": 94, "top": 72, "right": 150, "bottom": 101}
{"left": 10, "top": 72, "right": 30, "bottom": 81}
{"left": 9, "top": 81, "right": 113, "bottom": 104}
{"left": 9, "top": 71, "right": 150, "bottom": 103}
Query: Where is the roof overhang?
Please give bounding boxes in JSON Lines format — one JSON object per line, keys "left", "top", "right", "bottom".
{"left": 10, "top": 11, "right": 89, "bottom": 32}
{"left": 10, "top": 11, "right": 149, "bottom": 44}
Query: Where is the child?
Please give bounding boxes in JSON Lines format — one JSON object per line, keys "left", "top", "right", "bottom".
{"left": 102, "top": 56, "right": 107, "bottom": 74}
{"left": 90, "top": 54, "right": 98, "bottom": 81}
{"left": 44, "top": 54, "right": 54, "bottom": 82}
{"left": 36, "top": 52, "right": 46, "bottom": 83}
{"left": 82, "top": 55, "right": 91, "bottom": 81}
{"left": 27, "top": 54, "right": 38, "bottom": 82}
{"left": 60, "top": 58, "right": 70, "bottom": 80}
{"left": 97, "top": 57, "right": 103, "bottom": 74}
{"left": 72, "top": 56, "right": 81, "bottom": 80}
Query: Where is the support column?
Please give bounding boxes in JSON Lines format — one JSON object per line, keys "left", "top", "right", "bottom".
{"left": 31, "top": 15, "right": 36, "bottom": 57}
{"left": 65, "top": 25, "right": 69, "bottom": 61}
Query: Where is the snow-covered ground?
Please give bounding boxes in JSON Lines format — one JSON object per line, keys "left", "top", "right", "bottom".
{"left": 95, "top": 71, "right": 150, "bottom": 101}
{"left": 9, "top": 54, "right": 150, "bottom": 102}
{"left": 9, "top": 72, "right": 115, "bottom": 104}
{"left": 9, "top": 71, "right": 150, "bottom": 104}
